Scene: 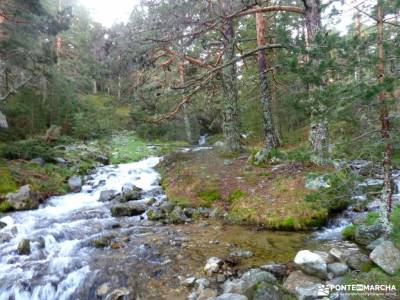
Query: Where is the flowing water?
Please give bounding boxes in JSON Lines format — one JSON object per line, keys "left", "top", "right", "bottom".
{"left": 0, "top": 157, "right": 164, "bottom": 300}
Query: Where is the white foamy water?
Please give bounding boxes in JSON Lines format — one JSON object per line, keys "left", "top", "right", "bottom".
{"left": 0, "top": 157, "right": 161, "bottom": 300}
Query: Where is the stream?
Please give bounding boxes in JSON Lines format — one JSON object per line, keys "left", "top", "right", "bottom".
{"left": 0, "top": 154, "right": 398, "bottom": 299}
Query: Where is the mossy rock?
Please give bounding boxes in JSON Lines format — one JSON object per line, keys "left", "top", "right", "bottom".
{"left": 0, "top": 200, "right": 12, "bottom": 213}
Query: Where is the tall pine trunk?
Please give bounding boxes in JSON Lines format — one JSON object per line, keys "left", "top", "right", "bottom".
{"left": 221, "top": 1, "right": 242, "bottom": 152}
{"left": 256, "top": 11, "right": 279, "bottom": 150}
{"left": 377, "top": 0, "right": 393, "bottom": 232}
{"left": 178, "top": 61, "right": 193, "bottom": 144}
{"left": 303, "top": 0, "right": 329, "bottom": 165}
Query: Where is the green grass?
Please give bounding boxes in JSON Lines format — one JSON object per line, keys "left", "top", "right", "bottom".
{"left": 365, "top": 211, "right": 380, "bottom": 225}
{"left": 197, "top": 189, "right": 221, "bottom": 207}
{"left": 228, "top": 189, "right": 246, "bottom": 202}
{"left": 0, "top": 164, "right": 18, "bottom": 194}
{"left": 109, "top": 133, "right": 151, "bottom": 164}
{"left": 391, "top": 206, "right": 400, "bottom": 248}
{"left": 342, "top": 224, "right": 356, "bottom": 239}
{"left": 0, "top": 200, "right": 12, "bottom": 213}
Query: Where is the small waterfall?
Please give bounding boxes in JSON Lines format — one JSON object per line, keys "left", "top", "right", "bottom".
{"left": 198, "top": 134, "right": 207, "bottom": 146}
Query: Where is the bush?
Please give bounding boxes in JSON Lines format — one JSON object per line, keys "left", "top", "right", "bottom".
{"left": 0, "top": 139, "right": 57, "bottom": 161}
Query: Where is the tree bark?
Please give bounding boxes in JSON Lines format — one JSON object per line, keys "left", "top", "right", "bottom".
{"left": 303, "top": 0, "right": 329, "bottom": 164}
{"left": 377, "top": 0, "right": 393, "bottom": 230}
{"left": 256, "top": 11, "right": 279, "bottom": 150}
{"left": 178, "top": 61, "right": 193, "bottom": 144}
{"left": 221, "top": 0, "right": 242, "bottom": 152}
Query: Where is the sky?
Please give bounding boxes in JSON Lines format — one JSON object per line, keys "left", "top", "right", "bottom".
{"left": 78, "top": 0, "right": 139, "bottom": 27}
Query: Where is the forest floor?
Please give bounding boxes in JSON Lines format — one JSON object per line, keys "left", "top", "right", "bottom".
{"left": 159, "top": 148, "right": 341, "bottom": 230}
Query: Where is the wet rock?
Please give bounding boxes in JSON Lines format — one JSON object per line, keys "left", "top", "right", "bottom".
{"left": 18, "top": 239, "right": 31, "bottom": 255}
{"left": 253, "top": 281, "right": 293, "bottom": 300}
{"left": 95, "top": 154, "right": 109, "bottom": 165}
{"left": 181, "top": 276, "right": 196, "bottom": 287}
{"left": 230, "top": 250, "right": 253, "bottom": 258}
{"left": 68, "top": 176, "right": 82, "bottom": 193}
{"left": 0, "top": 221, "right": 6, "bottom": 229}
{"left": 110, "top": 202, "right": 146, "bottom": 217}
{"left": 209, "top": 294, "right": 247, "bottom": 300}
{"left": 97, "top": 282, "right": 111, "bottom": 297}
{"left": 159, "top": 201, "right": 175, "bottom": 213}
{"left": 370, "top": 240, "right": 400, "bottom": 275}
{"left": 294, "top": 250, "right": 327, "bottom": 279}
{"left": 121, "top": 183, "right": 143, "bottom": 201}
{"left": 346, "top": 253, "right": 372, "bottom": 271}
{"left": 354, "top": 224, "right": 383, "bottom": 246}
{"left": 283, "top": 270, "right": 322, "bottom": 295}
{"left": 104, "top": 287, "right": 131, "bottom": 300}
{"left": 327, "top": 263, "right": 349, "bottom": 277}
{"left": 99, "top": 190, "right": 118, "bottom": 202}
{"left": 223, "top": 269, "right": 277, "bottom": 295}
{"left": 329, "top": 248, "right": 347, "bottom": 262}
{"left": 7, "top": 185, "right": 39, "bottom": 210}
{"left": 31, "top": 157, "right": 45, "bottom": 166}
{"left": 90, "top": 235, "right": 114, "bottom": 248}
{"left": 204, "top": 257, "right": 223, "bottom": 276}
{"left": 260, "top": 263, "right": 288, "bottom": 280}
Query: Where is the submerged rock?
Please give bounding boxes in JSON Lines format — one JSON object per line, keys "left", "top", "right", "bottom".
{"left": 17, "top": 239, "right": 31, "bottom": 255}
{"left": 68, "top": 176, "right": 82, "bottom": 193}
{"left": 294, "top": 250, "right": 327, "bottom": 279}
{"left": 90, "top": 235, "right": 114, "bottom": 248}
{"left": 7, "top": 185, "right": 39, "bottom": 210}
{"left": 370, "top": 240, "right": 400, "bottom": 275}
{"left": 99, "top": 190, "right": 118, "bottom": 202}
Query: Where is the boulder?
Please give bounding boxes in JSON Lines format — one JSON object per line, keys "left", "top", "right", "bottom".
{"left": 204, "top": 257, "right": 223, "bottom": 276}
{"left": 159, "top": 201, "right": 175, "bottom": 213}
{"left": 110, "top": 202, "right": 146, "bottom": 217}
{"left": 314, "top": 251, "right": 334, "bottom": 264}
{"left": 213, "top": 141, "right": 225, "bottom": 148}
{"left": 18, "top": 239, "right": 31, "bottom": 255}
{"left": 346, "top": 253, "right": 371, "bottom": 271}
{"left": 370, "top": 240, "right": 400, "bottom": 275}
{"left": 181, "top": 276, "right": 196, "bottom": 287}
{"left": 90, "top": 235, "right": 114, "bottom": 248}
{"left": 253, "top": 281, "right": 293, "bottom": 300}
{"left": 195, "top": 278, "right": 209, "bottom": 289}
{"left": 260, "top": 263, "right": 288, "bottom": 280}
{"left": 366, "top": 237, "right": 385, "bottom": 251}
{"left": 146, "top": 208, "right": 164, "bottom": 221}
{"left": 54, "top": 157, "right": 68, "bottom": 166}
{"left": 295, "top": 284, "right": 327, "bottom": 300}
{"left": 283, "top": 270, "right": 322, "bottom": 295}
{"left": 99, "top": 190, "right": 118, "bottom": 202}
{"left": 327, "top": 263, "right": 349, "bottom": 277}
{"left": 0, "top": 221, "right": 6, "bottom": 229}
{"left": 6, "top": 185, "right": 39, "bottom": 210}
{"left": 209, "top": 294, "right": 247, "bottom": 300}
{"left": 354, "top": 224, "right": 383, "bottom": 246}
{"left": 305, "top": 174, "right": 331, "bottom": 190}
{"left": 294, "top": 250, "right": 327, "bottom": 279}
{"left": 168, "top": 206, "right": 190, "bottom": 224}
{"left": 68, "top": 176, "right": 82, "bottom": 193}
{"left": 121, "top": 183, "right": 143, "bottom": 202}
{"left": 223, "top": 269, "right": 276, "bottom": 295}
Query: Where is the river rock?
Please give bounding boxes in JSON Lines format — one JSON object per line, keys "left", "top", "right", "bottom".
{"left": 168, "top": 206, "right": 190, "bottom": 224}
{"left": 294, "top": 250, "right": 327, "bottom": 279}
{"left": 18, "top": 239, "right": 31, "bottom": 255}
{"left": 209, "top": 294, "right": 247, "bottom": 300}
{"left": 283, "top": 270, "right": 322, "bottom": 297}
{"left": 0, "top": 221, "right": 6, "bottom": 229}
{"left": 195, "top": 278, "right": 209, "bottom": 289}
{"left": 253, "top": 281, "right": 293, "bottom": 300}
{"left": 68, "top": 176, "right": 82, "bottom": 193}
{"left": 346, "top": 253, "right": 371, "bottom": 271}
{"left": 159, "top": 201, "right": 175, "bottom": 213}
{"left": 146, "top": 208, "right": 164, "bottom": 220}
{"left": 296, "top": 284, "right": 327, "bottom": 300}
{"left": 104, "top": 287, "right": 131, "bottom": 300}
{"left": 99, "top": 190, "right": 118, "bottom": 202}
{"left": 110, "top": 202, "right": 146, "bottom": 217}
{"left": 223, "top": 269, "right": 277, "bottom": 295}
{"left": 370, "top": 240, "right": 400, "bottom": 275}
{"left": 121, "top": 183, "right": 143, "bottom": 201}
{"left": 181, "top": 276, "right": 196, "bottom": 287}
{"left": 54, "top": 157, "right": 68, "bottom": 166}
{"left": 314, "top": 251, "right": 334, "bottom": 264}
{"left": 260, "top": 263, "right": 288, "bottom": 279}
{"left": 6, "top": 185, "right": 39, "bottom": 210}
{"left": 204, "top": 257, "right": 223, "bottom": 276}
{"left": 366, "top": 237, "right": 385, "bottom": 251}
{"left": 90, "top": 235, "right": 114, "bottom": 248}
{"left": 354, "top": 224, "right": 383, "bottom": 246}
{"left": 327, "top": 263, "right": 349, "bottom": 277}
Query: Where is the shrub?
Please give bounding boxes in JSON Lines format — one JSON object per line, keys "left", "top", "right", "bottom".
{"left": 0, "top": 139, "right": 57, "bottom": 161}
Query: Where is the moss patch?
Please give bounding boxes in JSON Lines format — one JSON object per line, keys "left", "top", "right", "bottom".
{"left": 0, "top": 164, "right": 18, "bottom": 194}
{"left": 0, "top": 200, "right": 12, "bottom": 213}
